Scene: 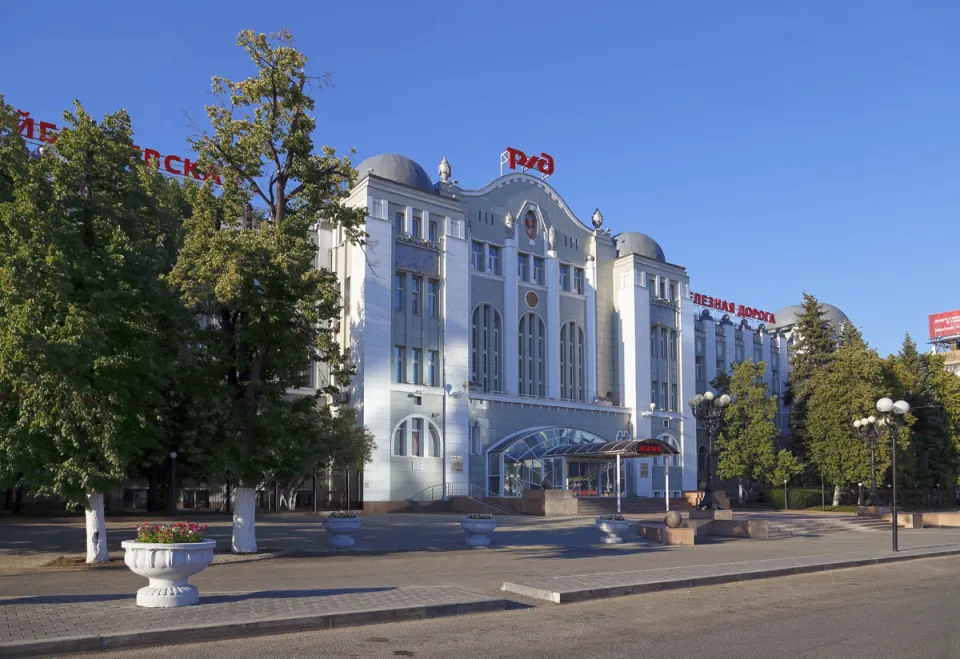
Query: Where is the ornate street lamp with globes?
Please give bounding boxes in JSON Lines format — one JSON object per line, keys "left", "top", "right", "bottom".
{"left": 853, "top": 415, "right": 885, "bottom": 507}
{"left": 875, "top": 397, "right": 910, "bottom": 552}
{"left": 688, "top": 391, "right": 731, "bottom": 510}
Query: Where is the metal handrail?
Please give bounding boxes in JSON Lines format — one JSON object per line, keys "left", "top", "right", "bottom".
{"left": 409, "top": 482, "right": 504, "bottom": 502}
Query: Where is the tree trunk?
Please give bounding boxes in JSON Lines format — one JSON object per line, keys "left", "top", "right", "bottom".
{"left": 232, "top": 485, "right": 257, "bottom": 553}
{"left": 833, "top": 484, "right": 841, "bottom": 507}
{"left": 85, "top": 492, "right": 109, "bottom": 564}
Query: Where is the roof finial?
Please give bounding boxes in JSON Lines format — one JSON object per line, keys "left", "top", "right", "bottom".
{"left": 438, "top": 156, "right": 451, "bottom": 183}
{"left": 592, "top": 208, "right": 604, "bottom": 229}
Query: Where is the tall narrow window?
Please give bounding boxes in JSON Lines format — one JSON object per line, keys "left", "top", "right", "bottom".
{"left": 471, "top": 242, "right": 484, "bottom": 271}
{"left": 428, "top": 219, "right": 439, "bottom": 242}
{"left": 471, "top": 305, "right": 502, "bottom": 392}
{"left": 428, "top": 427, "right": 440, "bottom": 458}
{"left": 411, "top": 417, "right": 423, "bottom": 457}
{"left": 652, "top": 381, "right": 658, "bottom": 409}
{"left": 533, "top": 257, "right": 545, "bottom": 285}
{"left": 661, "top": 383, "right": 668, "bottom": 411}
{"left": 559, "top": 321, "right": 585, "bottom": 401}
{"left": 518, "top": 254, "right": 529, "bottom": 282}
{"left": 394, "top": 273, "right": 404, "bottom": 312}
{"left": 411, "top": 277, "right": 422, "bottom": 315}
{"left": 695, "top": 356, "right": 705, "bottom": 382}
{"left": 487, "top": 245, "right": 501, "bottom": 275}
{"left": 659, "top": 278, "right": 666, "bottom": 299}
{"left": 573, "top": 268, "right": 584, "bottom": 294}
{"left": 671, "top": 384, "right": 678, "bottom": 412}
{"left": 669, "top": 282, "right": 677, "bottom": 301}
{"left": 411, "top": 348, "right": 421, "bottom": 385}
{"left": 394, "top": 211, "right": 404, "bottom": 233}
{"left": 519, "top": 313, "right": 547, "bottom": 396}
{"left": 427, "top": 350, "right": 439, "bottom": 387}
{"left": 412, "top": 212, "right": 422, "bottom": 239}
{"left": 471, "top": 422, "right": 482, "bottom": 455}
{"left": 427, "top": 279, "right": 439, "bottom": 317}
{"left": 559, "top": 265, "right": 570, "bottom": 291}
{"left": 393, "top": 346, "right": 405, "bottom": 383}
{"left": 393, "top": 420, "right": 407, "bottom": 456}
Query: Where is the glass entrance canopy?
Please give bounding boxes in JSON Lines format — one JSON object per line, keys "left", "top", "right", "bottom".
{"left": 486, "top": 427, "right": 678, "bottom": 497}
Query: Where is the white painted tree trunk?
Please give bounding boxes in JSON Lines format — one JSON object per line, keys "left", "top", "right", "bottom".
{"left": 85, "top": 492, "right": 109, "bottom": 564}
{"left": 833, "top": 485, "right": 841, "bottom": 507}
{"left": 232, "top": 486, "right": 257, "bottom": 553}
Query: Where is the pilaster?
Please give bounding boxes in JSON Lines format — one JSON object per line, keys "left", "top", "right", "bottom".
{"left": 503, "top": 237, "right": 519, "bottom": 395}
{"left": 585, "top": 256, "right": 598, "bottom": 401}
{"left": 545, "top": 251, "right": 561, "bottom": 399}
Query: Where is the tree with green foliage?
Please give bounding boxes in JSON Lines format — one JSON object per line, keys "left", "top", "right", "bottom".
{"left": 784, "top": 293, "right": 838, "bottom": 463}
{"left": 807, "top": 324, "right": 909, "bottom": 505}
{"left": 885, "top": 334, "right": 960, "bottom": 488}
{"left": 0, "top": 97, "right": 191, "bottom": 562}
{"left": 715, "top": 360, "right": 803, "bottom": 501}
{"left": 168, "top": 30, "right": 369, "bottom": 552}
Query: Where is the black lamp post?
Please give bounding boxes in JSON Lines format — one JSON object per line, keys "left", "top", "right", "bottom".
{"left": 853, "top": 415, "right": 883, "bottom": 506}
{"left": 688, "top": 391, "right": 730, "bottom": 510}
{"left": 875, "top": 397, "right": 910, "bottom": 552}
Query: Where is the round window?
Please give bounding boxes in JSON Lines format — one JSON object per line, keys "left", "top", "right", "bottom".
{"left": 525, "top": 291, "right": 539, "bottom": 308}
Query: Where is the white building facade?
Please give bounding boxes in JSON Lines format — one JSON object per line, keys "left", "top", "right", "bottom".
{"left": 315, "top": 153, "right": 847, "bottom": 512}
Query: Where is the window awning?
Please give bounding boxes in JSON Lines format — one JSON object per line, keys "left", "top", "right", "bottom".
{"left": 541, "top": 438, "right": 679, "bottom": 460}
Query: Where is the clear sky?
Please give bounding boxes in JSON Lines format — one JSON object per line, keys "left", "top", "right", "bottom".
{"left": 4, "top": 1, "right": 959, "bottom": 356}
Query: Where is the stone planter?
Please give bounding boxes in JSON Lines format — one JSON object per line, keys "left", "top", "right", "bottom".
{"left": 121, "top": 539, "right": 216, "bottom": 608}
{"left": 323, "top": 516, "right": 362, "bottom": 547}
{"left": 596, "top": 517, "right": 631, "bottom": 544}
{"left": 460, "top": 517, "right": 498, "bottom": 547}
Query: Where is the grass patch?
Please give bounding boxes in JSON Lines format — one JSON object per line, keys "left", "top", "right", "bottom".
{"left": 804, "top": 505, "right": 859, "bottom": 513}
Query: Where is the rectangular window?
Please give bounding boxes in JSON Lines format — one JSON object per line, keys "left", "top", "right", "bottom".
{"left": 411, "top": 417, "right": 423, "bottom": 457}
{"left": 471, "top": 242, "right": 484, "bottom": 271}
{"left": 671, "top": 384, "right": 677, "bottom": 412}
{"left": 717, "top": 358, "right": 725, "bottom": 373}
{"left": 393, "top": 346, "right": 405, "bottom": 383}
{"left": 394, "top": 420, "right": 407, "bottom": 456}
{"left": 652, "top": 381, "right": 657, "bottom": 409}
{"left": 560, "top": 265, "right": 570, "bottom": 291}
{"left": 412, "top": 213, "right": 422, "bottom": 239}
{"left": 695, "top": 356, "right": 704, "bottom": 382}
{"left": 427, "top": 350, "right": 439, "bottom": 387}
{"left": 487, "top": 245, "right": 501, "bottom": 275}
{"left": 651, "top": 333, "right": 657, "bottom": 358}
{"left": 394, "top": 211, "right": 404, "bottom": 233}
{"left": 518, "top": 254, "right": 528, "bottom": 282}
{"left": 411, "top": 277, "right": 422, "bottom": 315}
{"left": 411, "top": 348, "right": 422, "bottom": 385}
{"left": 394, "top": 273, "right": 404, "bottom": 312}
{"left": 648, "top": 276, "right": 657, "bottom": 291}
{"left": 428, "top": 220, "right": 439, "bottom": 242}
{"left": 639, "top": 463, "right": 650, "bottom": 478}
{"left": 533, "top": 257, "right": 545, "bottom": 285}
{"left": 427, "top": 279, "right": 439, "bottom": 317}
{"left": 661, "top": 382, "right": 668, "bottom": 411}
{"left": 659, "top": 279, "right": 666, "bottom": 299}
{"left": 669, "top": 282, "right": 677, "bottom": 301}
{"left": 574, "top": 268, "right": 584, "bottom": 294}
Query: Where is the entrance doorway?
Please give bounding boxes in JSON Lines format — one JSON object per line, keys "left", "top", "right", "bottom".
{"left": 566, "top": 461, "right": 626, "bottom": 497}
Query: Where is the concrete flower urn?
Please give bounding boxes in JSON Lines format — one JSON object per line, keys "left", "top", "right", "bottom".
{"left": 596, "top": 516, "right": 631, "bottom": 544}
{"left": 322, "top": 515, "right": 362, "bottom": 547}
{"left": 665, "top": 511, "right": 683, "bottom": 529}
{"left": 121, "top": 539, "right": 216, "bottom": 608}
{"left": 460, "top": 516, "right": 498, "bottom": 547}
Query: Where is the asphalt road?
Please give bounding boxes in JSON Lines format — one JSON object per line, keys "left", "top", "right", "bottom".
{"left": 72, "top": 555, "right": 960, "bottom": 659}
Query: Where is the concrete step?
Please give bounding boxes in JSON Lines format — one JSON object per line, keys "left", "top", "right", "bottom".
{"left": 576, "top": 498, "right": 694, "bottom": 515}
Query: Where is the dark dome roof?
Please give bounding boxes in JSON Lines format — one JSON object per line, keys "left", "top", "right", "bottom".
{"left": 771, "top": 303, "right": 849, "bottom": 329}
{"left": 614, "top": 232, "right": 666, "bottom": 262}
{"left": 354, "top": 153, "right": 434, "bottom": 192}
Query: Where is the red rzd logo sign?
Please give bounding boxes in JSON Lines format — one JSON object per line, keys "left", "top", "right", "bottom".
{"left": 505, "top": 147, "right": 555, "bottom": 177}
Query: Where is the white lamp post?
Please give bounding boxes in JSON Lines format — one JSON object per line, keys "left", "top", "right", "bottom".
{"left": 688, "top": 392, "right": 731, "bottom": 510}
{"left": 875, "top": 397, "right": 910, "bottom": 552}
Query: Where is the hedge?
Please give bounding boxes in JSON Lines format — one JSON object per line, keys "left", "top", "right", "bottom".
{"left": 765, "top": 488, "right": 827, "bottom": 510}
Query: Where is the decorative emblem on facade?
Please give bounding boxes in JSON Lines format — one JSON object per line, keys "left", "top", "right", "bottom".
{"left": 524, "top": 210, "right": 537, "bottom": 239}
{"left": 504, "top": 212, "right": 515, "bottom": 237}
{"left": 592, "top": 208, "right": 603, "bottom": 229}
{"left": 438, "top": 156, "right": 451, "bottom": 183}
{"left": 547, "top": 225, "right": 557, "bottom": 251}
{"left": 525, "top": 291, "right": 540, "bottom": 308}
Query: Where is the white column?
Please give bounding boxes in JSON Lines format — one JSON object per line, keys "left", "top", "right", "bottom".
{"left": 354, "top": 215, "right": 393, "bottom": 504}
{"left": 503, "top": 236, "right": 519, "bottom": 395}
{"left": 618, "top": 268, "right": 652, "bottom": 496}
{"left": 585, "top": 256, "right": 598, "bottom": 401}
{"left": 545, "top": 250, "right": 561, "bottom": 399}
{"left": 443, "top": 218, "right": 470, "bottom": 487}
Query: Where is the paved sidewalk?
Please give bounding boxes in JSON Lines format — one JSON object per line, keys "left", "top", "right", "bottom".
{"left": 0, "top": 586, "right": 507, "bottom": 658}
{"left": 502, "top": 543, "right": 960, "bottom": 603}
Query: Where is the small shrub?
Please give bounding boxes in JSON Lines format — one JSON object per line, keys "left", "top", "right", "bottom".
{"left": 135, "top": 522, "right": 207, "bottom": 544}
{"left": 465, "top": 513, "right": 494, "bottom": 520}
{"left": 327, "top": 510, "right": 358, "bottom": 519}
{"left": 766, "top": 488, "right": 827, "bottom": 510}
{"left": 597, "top": 514, "right": 626, "bottom": 521}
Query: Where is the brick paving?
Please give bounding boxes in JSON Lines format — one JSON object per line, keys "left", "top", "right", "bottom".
{"left": 501, "top": 543, "right": 960, "bottom": 603}
{"left": 0, "top": 586, "right": 506, "bottom": 657}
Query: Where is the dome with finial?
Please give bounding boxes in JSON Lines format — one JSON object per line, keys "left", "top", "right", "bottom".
{"left": 769, "top": 303, "right": 849, "bottom": 330}
{"left": 614, "top": 232, "right": 666, "bottom": 262}
{"left": 354, "top": 153, "right": 434, "bottom": 192}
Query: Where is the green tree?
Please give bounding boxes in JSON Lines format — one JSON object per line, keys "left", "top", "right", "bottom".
{"left": 807, "top": 324, "right": 907, "bottom": 505}
{"left": 784, "top": 293, "right": 838, "bottom": 463}
{"left": 168, "top": 30, "right": 368, "bottom": 552}
{"left": 715, "top": 361, "right": 802, "bottom": 500}
{"left": 0, "top": 98, "right": 190, "bottom": 562}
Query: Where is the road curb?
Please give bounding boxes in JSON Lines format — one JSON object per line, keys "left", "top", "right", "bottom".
{"left": 0, "top": 598, "right": 508, "bottom": 658}
{"left": 502, "top": 547, "right": 960, "bottom": 604}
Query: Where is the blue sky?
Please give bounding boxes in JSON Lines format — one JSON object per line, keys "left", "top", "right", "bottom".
{"left": 4, "top": 1, "right": 959, "bottom": 356}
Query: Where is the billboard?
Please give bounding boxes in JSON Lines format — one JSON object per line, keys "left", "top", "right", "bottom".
{"left": 929, "top": 310, "right": 960, "bottom": 340}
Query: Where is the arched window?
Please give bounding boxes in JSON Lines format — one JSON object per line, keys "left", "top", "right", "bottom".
{"left": 560, "top": 321, "right": 585, "bottom": 401}
{"left": 472, "top": 304, "right": 502, "bottom": 392}
{"left": 518, "top": 313, "right": 546, "bottom": 397}
{"left": 392, "top": 415, "right": 443, "bottom": 458}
